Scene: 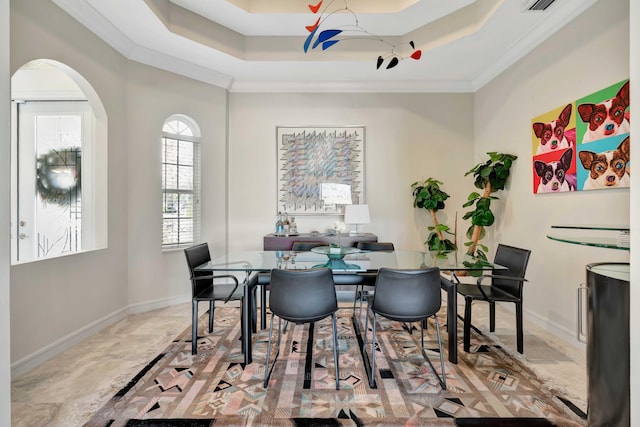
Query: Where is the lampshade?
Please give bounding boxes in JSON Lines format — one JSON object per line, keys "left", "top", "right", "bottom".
{"left": 344, "top": 204, "right": 370, "bottom": 235}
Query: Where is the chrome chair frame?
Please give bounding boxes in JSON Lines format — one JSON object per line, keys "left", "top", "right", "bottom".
{"left": 362, "top": 267, "right": 446, "bottom": 389}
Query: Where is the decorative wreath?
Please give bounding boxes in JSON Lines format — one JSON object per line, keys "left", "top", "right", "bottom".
{"left": 36, "top": 147, "right": 81, "bottom": 206}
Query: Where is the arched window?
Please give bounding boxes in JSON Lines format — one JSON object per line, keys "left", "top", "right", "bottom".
{"left": 161, "top": 115, "right": 201, "bottom": 249}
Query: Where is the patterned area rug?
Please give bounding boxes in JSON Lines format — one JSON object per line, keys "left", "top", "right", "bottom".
{"left": 84, "top": 306, "right": 586, "bottom": 427}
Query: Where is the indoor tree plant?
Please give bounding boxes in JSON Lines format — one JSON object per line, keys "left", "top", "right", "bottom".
{"left": 411, "top": 178, "right": 456, "bottom": 252}
{"left": 462, "top": 152, "right": 518, "bottom": 262}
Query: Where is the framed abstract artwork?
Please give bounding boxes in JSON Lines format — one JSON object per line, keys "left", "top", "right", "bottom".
{"left": 276, "top": 126, "right": 365, "bottom": 215}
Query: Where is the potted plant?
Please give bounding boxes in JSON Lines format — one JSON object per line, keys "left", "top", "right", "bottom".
{"left": 411, "top": 178, "right": 456, "bottom": 252}
{"left": 462, "top": 152, "right": 517, "bottom": 262}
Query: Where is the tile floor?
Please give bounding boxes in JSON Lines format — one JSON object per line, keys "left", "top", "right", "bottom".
{"left": 11, "top": 299, "right": 587, "bottom": 427}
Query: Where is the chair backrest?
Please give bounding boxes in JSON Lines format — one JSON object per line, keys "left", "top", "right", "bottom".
{"left": 371, "top": 267, "right": 441, "bottom": 322}
{"left": 356, "top": 241, "right": 395, "bottom": 251}
{"left": 491, "top": 244, "right": 531, "bottom": 299}
{"left": 291, "top": 241, "right": 327, "bottom": 251}
{"left": 269, "top": 268, "right": 337, "bottom": 324}
{"left": 184, "top": 243, "right": 212, "bottom": 295}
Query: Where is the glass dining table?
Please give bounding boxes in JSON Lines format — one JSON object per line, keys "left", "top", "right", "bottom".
{"left": 195, "top": 249, "right": 505, "bottom": 365}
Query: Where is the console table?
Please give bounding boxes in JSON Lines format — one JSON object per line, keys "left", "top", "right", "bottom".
{"left": 263, "top": 232, "right": 378, "bottom": 250}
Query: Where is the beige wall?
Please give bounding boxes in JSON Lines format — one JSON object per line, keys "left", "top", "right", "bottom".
{"left": 9, "top": 0, "right": 129, "bottom": 364}
{"left": 8, "top": 0, "right": 232, "bottom": 367}
{"left": 475, "top": 0, "right": 629, "bottom": 342}
{"left": 1, "top": 0, "right": 10, "bottom": 423}
{"left": 228, "top": 93, "right": 474, "bottom": 251}
{"left": 125, "top": 63, "right": 228, "bottom": 307}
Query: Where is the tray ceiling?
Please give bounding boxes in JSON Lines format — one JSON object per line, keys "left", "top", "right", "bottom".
{"left": 51, "top": 0, "right": 598, "bottom": 92}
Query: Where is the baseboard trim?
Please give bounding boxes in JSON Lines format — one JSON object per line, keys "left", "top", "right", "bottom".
{"left": 523, "top": 305, "right": 586, "bottom": 351}
{"left": 127, "top": 294, "right": 190, "bottom": 314}
{"left": 11, "top": 294, "right": 189, "bottom": 378}
{"left": 495, "top": 302, "right": 586, "bottom": 352}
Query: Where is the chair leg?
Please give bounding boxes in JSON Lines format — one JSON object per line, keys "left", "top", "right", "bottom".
{"left": 352, "top": 285, "right": 361, "bottom": 317}
{"left": 463, "top": 297, "right": 472, "bottom": 352}
{"left": 264, "top": 314, "right": 282, "bottom": 388}
{"left": 331, "top": 313, "right": 340, "bottom": 390}
{"left": 369, "top": 313, "right": 377, "bottom": 388}
{"left": 424, "top": 315, "right": 446, "bottom": 390}
{"left": 208, "top": 300, "right": 215, "bottom": 333}
{"left": 489, "top": 302, "right": 496, "bottom": 332}
{"left": 250, "top": 287, "right": 257, "bottom": 333}
{"left": 516, "top": 302, "right": 524, "bottom": 354}
{"left": 239, "top": 298, "right": 245, "bottom": 352}
{"left": 192, "top": 300, "right": 199, "bottom": 355}
{"left": 362, "top": 305, "right": 370, "bottom": 350}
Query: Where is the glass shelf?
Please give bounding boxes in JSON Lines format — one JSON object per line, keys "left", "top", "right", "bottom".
{"left": 546, "top": 234, "right": 629, "bottom": 250}
{"left": 550, "top": 224, "right": 629, "bottom": 231}
{"left": 547, "top": 224, "right": 630, "bottom": 251}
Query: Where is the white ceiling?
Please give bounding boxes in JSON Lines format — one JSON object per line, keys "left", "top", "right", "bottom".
{"left": 51, "top": 0, "right": 598, "bottom": 93}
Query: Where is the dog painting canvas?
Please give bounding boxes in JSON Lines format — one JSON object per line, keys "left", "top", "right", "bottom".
{"left": 533, "top": 148, "right": 577, "bottom": 193}
{"left": 577, "top": 135, "right": 630, "bottom": 190}
{"left": 531, "top": 103, "right": 576, "bottom": 155}
{"left": 532, "top": 78, "right": 630, "bottom": 194}
{"left": 577, "top": 79, "right": 630, "bottom": 144}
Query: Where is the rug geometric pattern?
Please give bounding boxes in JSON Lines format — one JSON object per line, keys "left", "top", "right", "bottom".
{"left": 84, "top": 307, "right": 586, "bottom": 427}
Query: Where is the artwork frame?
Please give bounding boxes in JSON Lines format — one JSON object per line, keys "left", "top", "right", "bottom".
{"left": 276, "top": 125, "right": 365, "bottom": 215}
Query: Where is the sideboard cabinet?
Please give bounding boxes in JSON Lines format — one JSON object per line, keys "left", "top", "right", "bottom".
{"left": 263, "top": 233, "right": 377, "bottom": 251}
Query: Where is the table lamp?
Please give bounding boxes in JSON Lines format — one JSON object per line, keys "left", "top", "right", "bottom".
{"left": 344, "top": 204, "right": 370, "bottom": 236}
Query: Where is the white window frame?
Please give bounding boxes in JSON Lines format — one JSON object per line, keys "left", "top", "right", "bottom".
{"left": 161, "top": 115, "right": 201, "bottom": 250}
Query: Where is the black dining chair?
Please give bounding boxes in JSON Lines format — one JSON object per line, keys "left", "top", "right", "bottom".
{"left": 456, "top": 244, "right": 531, "bottom": 354}
{"left": 363, "top": 267, "right": 446, "bottom": 389}
{"left": 353, "top": 242, "right": 395, "bottom": 319}
{"left": 184, "top": 243, "right": 245, "bottom": 355}
{"left": 264, "top": 268, "right": 341, "bottom": 389}
{"left": 291, "top": 241, "right": 327, "bottom": 251}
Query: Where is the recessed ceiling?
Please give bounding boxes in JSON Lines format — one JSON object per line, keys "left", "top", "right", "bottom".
{"left": 51, "top": 0, "right": 597, "bottom": 93}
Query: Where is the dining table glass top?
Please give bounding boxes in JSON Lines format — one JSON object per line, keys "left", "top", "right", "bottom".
{"left": 196, "top": 249, "right": 503, "bottom": 274}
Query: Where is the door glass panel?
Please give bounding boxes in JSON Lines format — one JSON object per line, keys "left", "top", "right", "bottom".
{"left": 14, "top": 101, "right": 89, "bottom": 263}
{"left": 34, "top": 115, "right": 82, "bottom": 257}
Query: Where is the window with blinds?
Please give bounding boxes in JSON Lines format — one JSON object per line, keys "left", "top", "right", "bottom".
{"left": 161, "top": 116, "right": 201, "bottom": 249}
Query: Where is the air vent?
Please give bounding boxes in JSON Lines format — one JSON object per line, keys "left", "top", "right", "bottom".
{"left": 525, "top": 0, "right": 556, "bottom": 11}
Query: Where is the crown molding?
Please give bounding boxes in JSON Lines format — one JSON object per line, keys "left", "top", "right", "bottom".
{"left": 51, "top": 0, "right": 600, "bottom": 94}
{"left": 470, "top": 0, "right": 599, "bottom": 91}
{"left": 52, "top": 0, "right": 136, "bottom": 57}
{"left": 228, "top": 78, "right": 475, "bottom": 93}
